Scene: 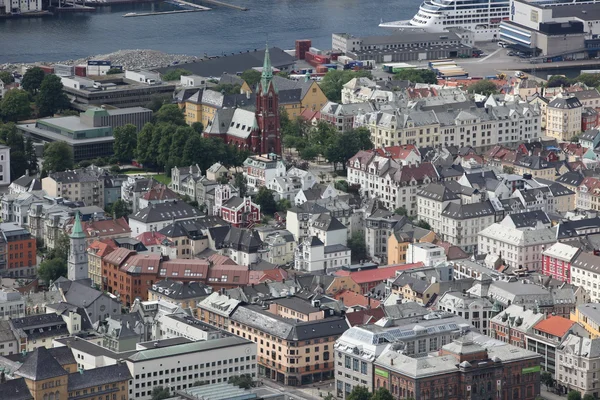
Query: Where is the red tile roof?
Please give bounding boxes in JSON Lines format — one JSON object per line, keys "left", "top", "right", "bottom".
{"left": 334, "top": 290, "right": 381, "bottom": 309}
{"left": 533, "top": 316, "right": 575, "bottom": 338}
{"left": 335, "top": 263, "right": 424, "bottom": 284}
{"left": 87, "top": 239, "right": 117, "bottom": 257}
{"left": 135, "top": 231, "right": 167, "bottom": 246}
{"left": 374, "top": 145, "right": 420, "bottom": 160}
{"left": 207, "top": 253, "right": 238, "bottom": 266}
{"left": 249, "top": 268, "right": 289, "bottom": 285}
{"left": 67, "top": 217, "right": 131, "bottom": 238}
{"left": 345, "top": 308, "right": 386, "bottom": 327}
{"left": 103, "top": 247, "right": 136, "bottom": 266}
{"left": 142, "top": 184, "right": 179, "bottom": 201}
{"left": 300, "top": 108, "right": 321, "bottom": 121}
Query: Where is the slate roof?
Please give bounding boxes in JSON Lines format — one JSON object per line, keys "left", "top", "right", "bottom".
{"left": 549, "top": 96, "right": 582, "bottom": 109}
{"left": 68, "top": 363, "right": 131, "bottom": 391}
{"left": 223, "top": 227, "right": 262, "bottom": 252}
{"left": 0, "top": 378, "right": 33, "bottom": 400}
{"left": 130, "top": 201, "right": 201, "bottom": 223}
{"left": 418, "top": 183, "right": 460, "bottom": 201}
{"left": 557, "top": 217, "right": 600, "bottom": 240}
{"left": 149, "top": 280, "right": 212, "bottom": 299}
{"left": 556, "top": 171, "right": 585, "bottom": 187}
{"left": 505, "top": 210, "right": 550, "bottom": 228}
{"left": 15, "top": 347, "right": 67, "bottom": 380}
{"left": 311, "top": 214, "right": 346, "bottom": 232}
{"left": 441, "top": 200, "right": 496, "bottom": 220}
{"left": 156, "top": 47, "right": 295, "bottom": 78}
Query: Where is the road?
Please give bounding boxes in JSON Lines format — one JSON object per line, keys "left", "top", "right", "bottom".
{"left": 255, "top": 378, "right": 335, "bottom": 400}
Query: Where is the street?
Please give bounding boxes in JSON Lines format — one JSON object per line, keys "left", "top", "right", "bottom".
{"left": 255, "top": 378, "right": 336, "bottom": 400}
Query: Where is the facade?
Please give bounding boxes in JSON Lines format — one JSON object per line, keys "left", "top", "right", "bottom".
{"left": 405, "top": 242, "right": 447, "bottom": 267}
{"left": 42, "top": 169, "right": 105, "bottom": 207}
{"left": 87, "top": 239, "right": 117, "bottom": 288}
{"left": 546, "top": 94, "right": 583, "bottom": 142}
{"left": 147, "top": 280, "right": 213, "bottom": 310}
{"left": 243, "top": 153, "right": 286, "bottom": 191}
{"left": 129, "top": 201, "right": 202, "bottom": 236}
{"left": 67, "top": 213, "right": 88, "bottom": 282}
{"left": 436, "top": 291, "right": 494, "bottom": 335}
{"left": 542, "top": 242, "right": 580, "bottom": 283}
{"left": 556, "top": 334, "right": 600, "bottom": 397}
{"left": 294, "top": 236, "right": 351, "bottom": 272}
{"left": 0, "top": 222, "right": 36, "bottom": 278}
{"left": 489, "top": 305, "right": 546, "bottom": 348}
{"left": 572, "top": 303, "right": 600, "bottom": 339}
{"left": 571, "top": 252, "right": 600, "bottom": 302}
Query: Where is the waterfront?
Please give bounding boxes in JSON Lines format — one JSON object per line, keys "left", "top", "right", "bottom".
{"left": 0, "top": 0, "right": 416, "bottom": 64}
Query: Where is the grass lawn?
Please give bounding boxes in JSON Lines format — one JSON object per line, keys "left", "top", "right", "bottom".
{"left": 122, "top": 171, "right": 171, "bottom": 185}
{"left": 153, "top": 174, "right": 171, "bottom": 185}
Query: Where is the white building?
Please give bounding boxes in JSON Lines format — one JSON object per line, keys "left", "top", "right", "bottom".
{"left": 556, "top": 334, "right": 600, "bottom": 398}
{"left": 129, "top": 201, "right": 202, "bottom": 236}
{"left": 436, "top": 291, "right": 494, "bottom": 335}
{"left": 405, "top": 243, "right": 447, "bottom": 267}
{"left": 243, "top": 154, "right": 286, "bottom": 192}
{"left": 478, "top": 214, "right": 558, "bottom": 271}
{"left": 0, "top": 145, "right": 10, "bottom": 187}
{"left": 2, "top": 0, "right": 41, "bottom": 14}
{"left": 0, "top": 289, "right": 25, "bottom": 320}
{"left": 308, "top": 213, "right": 348, "bottom": 246}
{"left": 262, "top": 230, "right": 296, "bottom": 265}
{"left": 294, "top": 236, "right": 351, "bottom": 273}
{"left": 570, "top": 251, "right": 600, "bottom": 302}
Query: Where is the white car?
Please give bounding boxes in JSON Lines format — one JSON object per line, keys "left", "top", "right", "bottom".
{"left": 497, "top": 42, "right": 507, "bottom": 48}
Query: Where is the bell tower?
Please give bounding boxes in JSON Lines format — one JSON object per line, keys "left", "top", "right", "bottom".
{"left": 255, "top": 45, "right": 281, "bottom": 155}
{"left": 68, "top": 212, "right": 88, "bottom": 281}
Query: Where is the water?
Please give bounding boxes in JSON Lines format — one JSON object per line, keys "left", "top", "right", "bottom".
{"left": 0, "top": 0, "right": 419, "bottom": 64}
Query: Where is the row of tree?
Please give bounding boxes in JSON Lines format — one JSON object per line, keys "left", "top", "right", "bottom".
{"left": 546, "top": 73, "right": 600, "bottom": 88}
{"left": 112, "top": 104, "right": 250, "bottom": 174}
{"left": 281, "top": 114, "right": 373, "bottom": 171}
{"left": 0, "top": 67, "right": 70, "bottom": 122}
{"left": 0, "top": 123, "right": 38, "bottom": 179}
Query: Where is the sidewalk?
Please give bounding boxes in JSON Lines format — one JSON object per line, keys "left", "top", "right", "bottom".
{"left": 541, "top": 387, "right": 565, "bottom": 400}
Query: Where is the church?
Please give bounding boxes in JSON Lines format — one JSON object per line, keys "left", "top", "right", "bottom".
{"left": 204, "top": 46, "right": 282, "bottom": 155}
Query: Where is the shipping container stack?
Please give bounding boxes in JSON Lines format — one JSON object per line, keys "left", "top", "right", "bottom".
{"left": 295, "top": 39, "right": 312, "bottom": 60}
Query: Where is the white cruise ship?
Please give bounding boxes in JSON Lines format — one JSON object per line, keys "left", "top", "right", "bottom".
{"left": 380, "top": 0, "right": 511, "bottom": 41}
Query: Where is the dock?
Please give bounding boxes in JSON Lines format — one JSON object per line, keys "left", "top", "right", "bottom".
{"left": 198, "top": 0, "right": 247, "bottom": 11}
{"left": 169, "top": 0, "right": 210, "bottom": 9}
{"left": 123, "top": 8, "right": 206, "bottom": 16}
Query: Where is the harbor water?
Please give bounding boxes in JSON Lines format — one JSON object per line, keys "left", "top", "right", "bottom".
{"left": 0, "top": 0, "right": 418, "bottom": 64}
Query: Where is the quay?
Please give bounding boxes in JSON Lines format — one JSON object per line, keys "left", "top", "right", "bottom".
{"left": 123, "top": 8, "right": 206, "bottom": 16}
{"left": 169, "top": 0, "right": 210, "bottom": 10}
{"left": 198, "top": 0, "right": 247, "bottom": 11}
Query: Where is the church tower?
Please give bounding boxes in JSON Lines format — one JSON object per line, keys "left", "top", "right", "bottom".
{"left": 68, "top": 212, "right": 88, "bottom": 281}
{"left": 254, "top": 45, "right": 281, "bottom": 155}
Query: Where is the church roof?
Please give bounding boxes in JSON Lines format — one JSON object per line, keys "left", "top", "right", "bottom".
{"left": 70, "top": 212, "right": 85, "bottom": 239}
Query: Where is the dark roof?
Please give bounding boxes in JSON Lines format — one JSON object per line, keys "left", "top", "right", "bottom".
{"left": 556, "top": 171, "right": 585, "bottom": 187}
{"left": 230, "top": 305, "right": 348, "bottom": 340}
{"left": 273, "top": 297, "right": 320, "bottom": 315}
{"left": 324, "top": 244, "right": 349, "bottom": 254}
{"left": 309, "top": 236, "right": 324, "bottom": 246}
{"left": 156, "top": 47, "right": 295, "bottom": 79}
{"left": 506, "top": 210, "right": 550, "bottom": 228}
{"left": 68, "top": 364, "right": 131, "bottom": 391}
{"left": 10, "top": 313, "right": 65, "bottom": 329}
{"left": 63, "top": 280, "right": 103, "bottom": 307}
{"left": 557, "top": 217, "right": 600, "bottom": 240}
{"left": 311, "top": 214, "right": 346, "bottom": 232}
{"left": 418, "top": 183, "right": 460, "bottom": 201}
{"left": 580, "top": 128, "right": 600, "bottom": 142}
{"left": 222, "top": 227, "right": 262, "bottom": 252}
{"left": 149, "top": 280, "right": 212, "bottom": 299}
{"left": 130, "top": 201, "right": 201, "bottom": 223}
{"left": 0, "top": 378, "right": 33, "bottom": 400}
{"left": 159, "top": 216, "right": 225, "bottom": 239}
{"left": 549, "top": 96, "right": 582, "bottom": 109}
{"left": 208, "top": 225, "right": 231, "bottom": 248}
{"left": 441, "top": 201, "right": 496, "bottom": 220}
{"left": 15, "top": 347, "right": 67, "bottom": 381}
{"left": 288, "top": 202, "right": 328, "bottom": 214}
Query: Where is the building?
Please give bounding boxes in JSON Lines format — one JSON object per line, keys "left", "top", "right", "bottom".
{"left": 436, "top": 291, "right": 494, "bottom": 335}
{"left": 294, "top": 236, "right": 351, "bottom": 272}
{"left": 243, "top": 154, "right": 286, "bottom": 191}
{"left": 8, "top": 312, "right": 85, "bottom": 352}
{"left": 546, "top": 94, "right": 583, "bottom": 142}
{"left": 213, "top": 185, "right": 261, "bottom": 228}
{"left": 320, "top": 101, "right": 375, "bottom": 133}
{"left": 387, "top": 223, "right": 436, "bottom": 265}
{"left": 42, "top": 169, "right": 105, "bottom": 207}
{"left": 556, "top": 334, "right": 600, "bottom": 397}
{"left": 334, "top": 263, "right": 423, "bottom": 294}
{"left": 0, "top": 145, "right": 10, "bottom": 186}
{"left": 570, "top": 251, "right": 600, "bottom": 302}
{"left": 0, "top": 223, "right": 36, "bottom": 278}
{"left": 571, "top": 303, "right": 600, "bottom": 338}
{"left": 405, "top": 242, "right": 447, "bottom": 267}
{"left": 18, "top": 107, "right": 152, "bottom": 162}
{"left": 67, "top": 213, "right": 88, "bottom": 282}
{"left": 541, "top": 242, "right": 580, "bottom": 283}
{"left": 128, "top": 201, "right": 202, "bottom": 236}
{"left": 147, "top": 280, "right": 213, "bottom": 310}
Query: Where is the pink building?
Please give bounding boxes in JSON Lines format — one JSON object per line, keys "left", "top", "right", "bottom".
{"left": 541, "top": 242, "right": 580, "bottom": 283}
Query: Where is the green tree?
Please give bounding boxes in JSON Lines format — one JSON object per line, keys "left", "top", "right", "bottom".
{"left": 323, "top": 394, "right": 335, "bottom": 400}
{"left": 540, "top": 371, "right": 553, "bottom": 389}
{"left": 47, "top": 231, "right": 70, "bottom": 262}
{"left": 276, "top": 199, "right": 292, "bottom": 212}
{"left": 111, "top": 199, "right": 131, "bottom": 219}
{"left": 255, "top": 186, "right": 277, "bottom": 215}
{"left": 241, "top": 69, "right": 262, "bottom": 87}
{"left": 371, "top": 387, "right": 394, "bottom": 400}
{"left": 42, "top": 141, "right": 74, "bottom": 175}
{"left": 36, "top": 74, "right": 70, "bottom": 117}
{"left": 228, "top": 375, "right": 255, "bottom": 389}
{"left": 161, "top": 68, "right": 192, "bottom": 81}
{"left": 191, "top": 121, "right": 204, "bottom": 134}
{"left": 325, "top": 127, "right": 373, "bottom": 171}
{"left": 233, "top": 172, "right": 247, "bottom": 197}
{"left": 113, "top": 124, "right": 138, "bottom": 162}
{"left": 136, "top": 123, "right": 156, "bottom": 165}
{"left": 299, "top": 145, "right": 320, "bottom": 162}
{"left": 320, "top": 70, "right": 372, "bottom": 102}
{"left": 583, "top": 395, "right": 595, "bottom": 400}
{"left": 182, "top": 133, "right": 204, "bottom": 166}
{"left": 145, "top": 95, "right": 171, "bottom": 112}
{"left": 347, "top": 386, "right": 371, "bottom": 400}
{"left": 394, "top": 206, "right": 408, "bottom": 216}
{"left": 393, "top": 69, "right": 438, "bottom": 84}
{"left": 168, "top": 125, "right": 193, "bottom": 168}
{"left": 503, "top": 166, "right": 515, "bottom": 174}
{"left": 416, "top": 220, "right": 432, "bottom": 230}
{"left": 276, "top": 71, "right": 290, "bottom": 79}
{"left": 157, "top": 127, "right": 173, "bottom": 170}
{"left": 106, "top": 68, "right": 122, "bottom": 75}
{"left": 212, "top": 83, "right": 242, "bottom": 95}
{"left": 575, "top": 73, "right": 600, "bottom": 88}
{"left": 150, "top": 386, "right": 171, "bottom": 400}
{"left": 37, "top": 258, "right": 67, "bottom": 284}
{"left": 467, "top": 79, "right": 498, "bottom": 96}
{"left": 547, "top": 75, "right": 571, "bottom": 88}
{"left": 1, "top": 90, "right": 31, "bottom": 122}
{"left": 568, "top": 391, "right": 582, "bottom": 400}
{"left": 21, "top": 67, "right": 45, "bottom": 94}
{"left": 347, "top": 232, "right": 367, "bottom": 262}
{"left": 25, "top": 136, "right": 38, "bottom": 174}
{"left": 155, "top": 104, "right": 186, "bottom": 126}
{"left": 0, "top": 71, "right": 14, "bottom": 85}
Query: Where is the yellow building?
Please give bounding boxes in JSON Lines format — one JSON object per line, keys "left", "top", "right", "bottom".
{"left": 546, "top": 94, "right": 583, "bottom": 141}
{"left": 387, "top": 228, "right": 436, "bottom": 265}
{"left": 571, "top": 304, "right": 600, "bottom": 338}
{"left": 511, "top": 158, "right": 568, "bottom": 181}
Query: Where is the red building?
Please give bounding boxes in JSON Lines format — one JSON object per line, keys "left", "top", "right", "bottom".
{"left": 204, "top": 46, "right": 281, "bottom": 155}
{"left": 213, "top": 184, "right": 260, "bottom": 228}
{"left": 334, "top": 263, "right": 423, "bottom": 294}
{"left": 582, "top": 107, "right": 599, "bottom": 132}
{"left": 1, "top": 223, "right": 36, "bottom": 278}
{"left": 541, "top": 242, "right": 580, "bottom": 283}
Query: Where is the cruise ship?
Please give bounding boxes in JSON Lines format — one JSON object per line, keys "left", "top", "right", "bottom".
{"left": 379, "top": 0, "right": 511, "bottom": 42}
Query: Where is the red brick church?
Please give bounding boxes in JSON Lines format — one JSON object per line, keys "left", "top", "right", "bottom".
{"left": 204, "top": 46, "right": 282, "bottom": 155}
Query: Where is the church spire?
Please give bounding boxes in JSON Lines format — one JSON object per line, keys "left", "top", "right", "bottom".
{"left": 70, "top": 212, "right": 85, "bottom": 239}
{"left": 261, "top": 44, "right": 273, "bottom": 94}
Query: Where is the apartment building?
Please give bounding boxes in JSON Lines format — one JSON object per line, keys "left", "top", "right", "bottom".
{"left": 436, "top": 291, "right": 494, "bottom": 335}
{"left": 0, "top": 289, "right": 25, "bottom": 320}
{"left": 546, "top": 93, "right": 583, "bottom": 142}
{"left": 572, "top": 303, "right": 600, "bottom": 339}
{"left": 347, "top": 149, "right": 439, "bottom": 216}
{"left": 243, "top": 154, "right": 286, "bottom": 191}
{"left": 542, "top": 242, "right": 580, "bottom": 283}
{"left": 0, "top": 222, "right": 36, "bottom": 278}
{"left": 489, "top": 304, "right": 546, "bottom": 348}
{"left": 556, "top": 334, "right": 600, "bottom": 397}
{"left": 42, "top": 169, "right": 104, "bottom": 207}
{"left": 570, "top": 252, "right": 600, "bottom": 303}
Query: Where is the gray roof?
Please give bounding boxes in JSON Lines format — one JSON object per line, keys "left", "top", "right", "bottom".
{"left": 230, "top": 305, "right": 349, "bottom": 340}
{"left": 274, "top": 297, "right": 320, "bottom": 315}
{"left": 49, "top": 169, "right": 100, "bottom": 183}
{"left": 506, "top": 210, "right": 550, "bottom": 228}
{"left": 441, "top": 200, "right": 496, "bottom": 220}
{"left": 418, "top": 183, "right": 459, "bottom": 201}
{"left": 0, "top": 378, "right": 33, "bottom": 400}
{"left": 311, "top": 214, "right": 346, "bottom": 232}
{"left": 560, "top": 333, "right": 600, "bottom": 359}
{"left": 324, "top": 244, "right": 349, "bottom": 254}
{"left": 223, "top": 227, "right": 262, "bottom": 252}
{"left": 68, "top": 364, "right": 131, "bottom": 391}
{"left": 556, "top": 171, "right": 585, "bottom": 187}
{"left": 15, "top": 347, "right": 67, "bottom": 381}
{"left": 149, "top": 280, "right": 212, "bottom": 299}
{"left": 557, "top": 217, "right": 600, "bottom": 240}
{"left": 127, "top": 336, "right": 251, "bottom": 362}
{"left": 62, "top": 280, "right": 103, "bottom": 308}
{"left": 549, "top": 96, "right": 582, "bottom": 109}
{"left": 131, "top": 201, "right": 201, "bottom": 223}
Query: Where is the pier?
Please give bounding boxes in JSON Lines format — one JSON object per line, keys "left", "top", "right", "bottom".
{"left": 124, "top": 8, "right": 206, "bottom": 16}
{"left": 198, "top": 0, "right": 247, "bottom": 11}
{"left": 169, "top": 0, "right": 210, "bottom": 10}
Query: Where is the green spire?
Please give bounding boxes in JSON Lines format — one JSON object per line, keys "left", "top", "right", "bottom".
{"left": 260, "top": 44, "right": 273, "bottom": 94}
{"left": 70, "top": 212, "right": 85, "bottom": 239}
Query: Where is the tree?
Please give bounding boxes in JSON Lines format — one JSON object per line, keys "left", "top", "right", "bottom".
{"left": 106, "top": 68, "right": 122, "bottom": 75}
{"left": 575, "top": 73, "right": 600, "bottom": 88}
{"left": 547, "top": 75, "right": 571, "bottom": 88}
{"left": 228, "top": 374, "right": 255, "bottom": 389}
{"left": 161, "top": 68, "right": 192, "bottom": 81}
{"left": 182, "top": 133, "right": 205, "bottom": 166}
{"left": 347, "top": 232, "right": 367, "bottom": 262}
{"left": 299, "top": 145, "right": 320, "bottom": 161}
{"left": 212, "top": 83, "right": 242, "bottom": 95}
{"left": 37, "top": 258, "right": 67, "bottom": 284}
{"left": 276, "top": 199, "right": 292, "bottom": 212}
{"left": 320, "top": 70, "right": 372, "bottom": 102}
{"left": 323, "top": 394, "right": 335, "bottom": 400}
{"left": 191, "top": 121, "right": 204, "bottom": 134}
{"left": 393, "top": 69, "right": 438, "bottom": 84}
{"left": 467, "top": 79, "right": 498, "bottom": 96}
{"left": 21, "top": 67, "right": 45, "bottom": 94}
{"left": 394, "top": 206, "right": 408, "bottom": 216}
{"left": 583, "top": 395, "right": 595, "bottom": 400}
{"left": 42, "top": 141, "right": 74, "bottom": 175}
{"left": 502, "top": 166, "right": 515, "bottom": 174}
{"left": 233, "top": 172, "right": 247, "bottom": 197}
{"left": 145, "top": 95, "right": 171, "bottom": 112}
{"left": 347, "top": 386, "right": 371, "bottom": 400}
{"left": 416, "top": 220, "right": 432, "bottom": 230}
{"left": 36, "top": 74, "right": 70, "bottom": 117}
{"left": 254, "top": 186, "right": 277, "bottom": 215}
{"left": 111, "top": 199, "right": 131, "bottom": 219}
{"left": 47, "top": 231, "right": 70, "bottom": 262}
{"left": 1, "top": 90, "right": 31, "bottom": 122}
{"left": 150, "top": 386, "right": 171, "bottom": 400}
{"left": 568, "top": 391, "right": 582, "bottom": 400}
{"left": 240, "top": 69, "right": 262, "bottom": 87}
{"left": 371, "top": 387, "right": 394, "bottom": 400}
{"left": 113, "top": 124, "right": 137, "bottom": 162}
{"left": 325, "top": 127, "right": 373, "bottom": 171}
{"left": 155, "top": 104, "right": 186, "bottom": 126}
{"left": 136, "top": 123, "right": 156, "bottom": 165}
{"left": 0, "top": 71, "right": 14, "bottom": 85}
{"left": 168, "top": 126, "right": 193, "bottom": 168}
{"left": 25, "top": 137, "right": 38, "bottom": 174}
{"left": 276, "top": 71, "right": 290, "bottom": 79}
{"left": 540, "top": 371, "right": 553, "bottom": 389}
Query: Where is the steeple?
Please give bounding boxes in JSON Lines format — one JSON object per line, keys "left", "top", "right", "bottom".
{"left": 260, "top": 44, "right": 273, "bottom": 94}
{"left": 68, "top": 212, "right": 88, "bottom": 281}
{"left": 70, "top": 211, "right": 85, "bottom": 239}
